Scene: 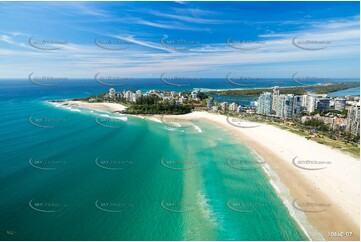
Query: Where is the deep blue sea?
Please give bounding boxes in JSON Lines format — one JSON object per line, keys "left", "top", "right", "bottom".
{"left": 3, "top": 77, "right": 359, "bottom": 104}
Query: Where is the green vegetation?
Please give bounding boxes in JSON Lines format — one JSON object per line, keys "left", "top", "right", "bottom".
{"left": 226, "top": 113, "right": 360, "bottom": 157}
{"left": 73, "top": 90, "right": 205, "bottom": 115}
{"left": 74, "top": 93, "right": 107, "bottom": 102}
{"left": 123, "top": 95, "right": 192, "bottom": 115}
{"left": 276, "top": 124, "right": 359, "bottom": 157}
{"left": 207, "top": 82, "right": 359, "bottom": 96}
{"left": 198, "top": 92, "right": 208, "bottom": 100}
{"left": 310, "top": 109, "right": 348, "bottom": 116}
{"left": 303, "top": 119, "right": 329, "bottom": 131}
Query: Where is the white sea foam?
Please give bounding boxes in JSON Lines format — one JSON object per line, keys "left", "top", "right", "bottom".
{"left": 269, "top": 178, "right": 281, "bottom": 194}
{"left": 197, "top": 191, "right": 218, "bottom": 227}
{"left": 164, "top": 127, "right": 177, "bottom": 131}
{"left": 111, "top": 116, "right": 128, "bottom": 121}
{"left": 192, "top": 125, "right": 202, "bottom": 133}
{"left": 70, "top": 108, "right": 81, "bottom": 112}
{"left": 146, "top": 117, "right": 161, "bottom": 123}
{"left": 261, "top": 165, "right": 271, "bottom": 177}
{"left": 51, "top": 103, "right": 62, "bottom": 107}
{"left": 261, "top": 162, "right": 323, "bottom": 240}
{"left": 243, "top": 145, "right": 322, "bottom": 240}
{"left": 167, "top": 122, "right": 181, "bottom": 127}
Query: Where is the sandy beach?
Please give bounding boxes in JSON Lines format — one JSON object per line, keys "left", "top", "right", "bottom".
{"left": 52, "top": 100, "right": 127, "bottom": 113}
{"left": 156, "top": 111, "right": 360, "bottom": 241}
{"left": 52, "top": 101, "right": 360, "bottom": 240}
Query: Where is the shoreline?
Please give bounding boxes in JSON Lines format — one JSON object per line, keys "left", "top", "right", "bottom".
{"left": 50, "top": 100, "right": 127, "bottom": 113}
{"left": 156, "top": 112, "right": 360, "bottom": 241}
{"left": 51, "top": 101, "right": 360, "bottom": 241}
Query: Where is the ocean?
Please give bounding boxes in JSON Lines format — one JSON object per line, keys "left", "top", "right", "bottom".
{"left": 0, "top": 78, "right": 356, "bottom": 240}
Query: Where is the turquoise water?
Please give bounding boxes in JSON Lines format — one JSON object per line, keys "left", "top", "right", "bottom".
{"left": 0, "top": 81, "right": 308, "bottom": 240}
{"left": 328, "top": 86, "right": 360, "bottom": 97}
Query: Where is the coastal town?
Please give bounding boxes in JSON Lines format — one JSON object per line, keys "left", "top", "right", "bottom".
{"left": 236, "top": 87, "right": 359, "bottom": 139}
{"left": 2, "top": 1, "right": 360, "bottom": 241}
{"left": 81, "top": 86, "right": 360, "bottom": 143}
{"left": 106, "top": 88, "right": 206, "bottom": 105}
{"left": 51, "top": 82, "right": 359, "bottom": 240}
{"left": 76, "top": 88, "right": 208, "bottom": 115}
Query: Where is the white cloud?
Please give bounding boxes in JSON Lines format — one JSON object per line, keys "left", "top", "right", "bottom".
{"left": 0, "top": 15, "right": 359, "bottom": 78}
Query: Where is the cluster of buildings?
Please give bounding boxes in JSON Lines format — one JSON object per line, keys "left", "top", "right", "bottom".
{"left": 207, "top": 99, "right": 243, "bottom": 114}
{"left": 256, "top": 87, "right": 360, "bottom": 136}
{"left": 109, "top": 88, "right": 143, "bottom": 102}
{"left": 106, "top": 87, "right": 360, "bottom": 137}
{"left": 206, "top": 86, "right": 354, "bottom": 121}
{"left": 346, "top": 102, "right": 360, "bottom": 136}
{"left": 256, "top": 87, "right": 349, "bottom": 118}
{"left": 108, "top": 88, "right": 201, "bottom": 104}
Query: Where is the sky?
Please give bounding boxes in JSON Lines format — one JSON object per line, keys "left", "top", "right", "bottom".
{"left": 0, "top": 1, "right": 359, "bottom": 79}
